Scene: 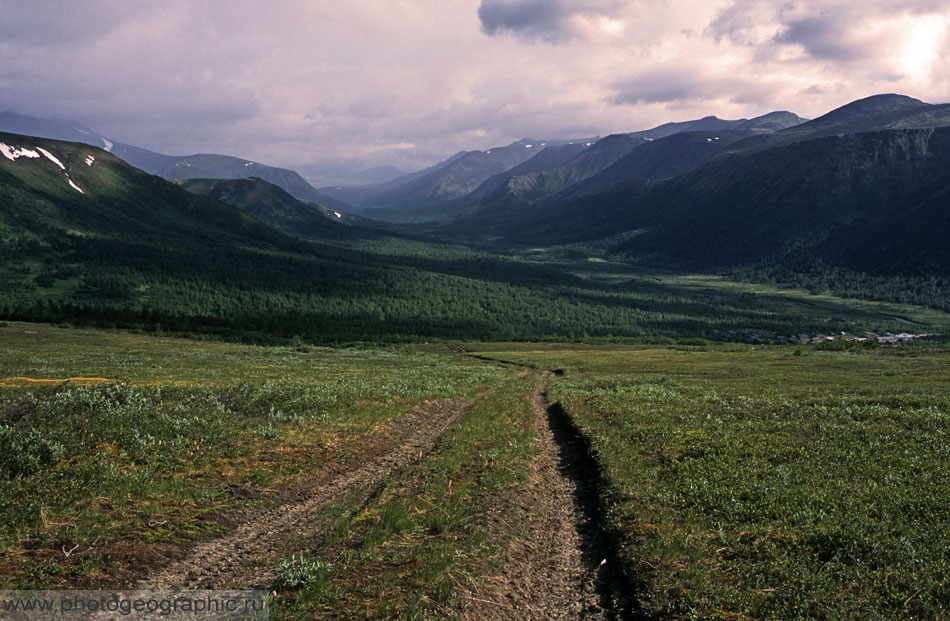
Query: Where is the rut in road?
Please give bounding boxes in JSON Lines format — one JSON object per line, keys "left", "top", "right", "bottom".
{"left": 463, "top": 384, "right": 642, "bottom": 620}
{"left": 140, "top": 398, "right": 471, "bottom": 590}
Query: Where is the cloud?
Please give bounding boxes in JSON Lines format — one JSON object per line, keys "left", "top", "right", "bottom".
{"left": 0, "top": 0, "right": 948, "bottom": 175}
{"left": 0, "top": 0, "right": 141, "bottom": 47}
{"left": 609, "top": 65, "right": 776, "bottom": 109}
{"left": 477, "top": 0, "right": 625, "bottom": 42}
{"left": 709, "top": 1, "right": 950, "bottom": 66}
{"left": 775, "top": 12, "right": 866, "bottom": 61}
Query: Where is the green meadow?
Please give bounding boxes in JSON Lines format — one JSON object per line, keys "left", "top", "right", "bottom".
{"left": 468, "top": 342, "right": 950, "bottom": 618}
{"left": 1, "top": 323, "right": 948, "bottom": 618}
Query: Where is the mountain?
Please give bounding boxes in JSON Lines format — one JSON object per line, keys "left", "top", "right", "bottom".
{"left": 475, "top": 134, "right": 647, "bottom": 206}
{"left": 727, "top": 94, "right": 950, "bottom": 155}
{"left": 735, "top": 111, "right": 806, "bottom": 132}
{"left": 456, "top": 126, "right": 950, "bottom": 276}
{"left": 154, "top": 153, "right": 346, "bottom": 207}
{"left": 629, "top": 110, "right": 805, "bottom": 140}
{"left": 460, "top": 116, "right": 796, "bottom": 210}
{"left": 612, "top": 127, "right": 950, "bottom": 273}
{"left": 0, "top": 111, "right": 347, "bottom": 210}
{"left": 318, "top": 151, "right": 469, "bottom": 207}
{"left": 555, "top": 129, "right": 757, "bottom": 200}
{"left": 177, "top": 177, "right": 376, "bottom": 239}
{"left": 464, "top": 141, "right": 592, "bottom": 203}
{"left": 0, "top": 112, "right": 115, "bottom": 149}
{"left": 354, "top": 139, "right": 559, "bottom": 218}
{"left": 7, "top": 131, "right": 780, "bottom": 342}
{"left": 318, "top": 111, "right": 805, "bottom": 221}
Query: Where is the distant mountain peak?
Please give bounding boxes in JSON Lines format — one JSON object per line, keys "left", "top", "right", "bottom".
{"left": 819, "top": 94, "right": 928, "bottom": 120}
{"left": 504, "top": 138, "right": 548, "bottom": 150}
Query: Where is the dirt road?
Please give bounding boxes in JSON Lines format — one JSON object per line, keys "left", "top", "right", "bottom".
{"left": 462, "top": 386, "right": 636, "bottom": 619}
{"left": 140, "top": 398, "right": 470, "bottom": 589}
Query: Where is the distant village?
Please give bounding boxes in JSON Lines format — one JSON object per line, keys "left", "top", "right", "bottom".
{"left": 781, "top": 332, "right": 931, "bottom": 345}
{"left": 710, "top": 330, "right": 933, "bottom": 345}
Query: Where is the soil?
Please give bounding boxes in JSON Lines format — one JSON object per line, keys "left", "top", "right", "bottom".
{"left": 461, "top": 386, "right": 632, "bottom": 619}
{"left": 137, "top": 398, "right": 471, "bottom": 589}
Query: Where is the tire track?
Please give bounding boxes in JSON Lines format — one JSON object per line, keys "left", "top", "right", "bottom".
{"left": 462, "top": 378, "right": 644, "bottom": 619}
{"left": 140, "top": 398, "right": 471, "bottom": 590}
{"left": 462, "top": 385, "right": 603, "bottom": 619}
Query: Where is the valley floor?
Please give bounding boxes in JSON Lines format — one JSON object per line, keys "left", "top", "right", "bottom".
{"left": 1, "top": 323, "right": 947, "bottom": 618}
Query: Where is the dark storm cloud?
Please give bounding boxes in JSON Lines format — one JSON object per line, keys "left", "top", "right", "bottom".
{"left": 477, "top": 0, "right": 622, "bottom": 42}
{"left": 478, "top": 0, "right": 565, "bottom": 39}
{"left": 610, "top": 75, "right": 700, "bottom": 105}
{"left": 774, "top": 14, "right": 864, "bottom": 61}
{"left": 609, "top": 64, "right": 777, "bottom": 109}
{"left": 611, "top": 67, "right": 731, "bottom": 105}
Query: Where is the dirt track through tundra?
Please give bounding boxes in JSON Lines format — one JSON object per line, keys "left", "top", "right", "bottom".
{"left": 140, "top": 398, "right": 471, "bottom": 589}
{"left": 462, "top": 385, "right": 637, "bottom": 619}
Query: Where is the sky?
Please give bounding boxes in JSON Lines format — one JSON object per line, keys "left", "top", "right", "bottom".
{"left": 1, "top": 0, "right": 948, "bottom": 174}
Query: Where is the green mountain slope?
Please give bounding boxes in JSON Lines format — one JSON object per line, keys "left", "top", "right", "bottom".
{"left": 5, "top": 133, "right": 916, "bottom": 340}
{"left": 0, "top": 112, "right": 348, "bottom": 210}
{"left": 177, "top": 177, "right": 376, "bottom": 239}
{"left": 0, "top": 132, "right": 272, "bottom": 243}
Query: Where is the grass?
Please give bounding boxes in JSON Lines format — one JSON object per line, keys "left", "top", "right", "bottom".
{"left": 0, "top": 322, "right": 502, "bottom": 589}
{"left": 469, "top": 342, "right": 950, "bottom": 618}
{"left": 270, "top": 371, "right": 540, "bottom": 619}
{"left": 4, "top": 322, "right": 948, "bottom": 618}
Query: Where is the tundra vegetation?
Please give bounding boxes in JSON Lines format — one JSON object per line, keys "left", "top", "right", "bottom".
{"left": 465, "top": 341, "right": 950, "bottom": 618}
{"left": 1, "top": 323, "right": 947, "bottom": 618}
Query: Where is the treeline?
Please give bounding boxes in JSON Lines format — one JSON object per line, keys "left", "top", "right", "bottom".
{"left": 1, "top": 227, "right": 907, "bottom": 343}
{"left": 729, "top": 259, "right": 950, "bottom": 312}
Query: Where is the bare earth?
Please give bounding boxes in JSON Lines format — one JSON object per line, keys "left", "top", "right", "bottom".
{"left": 461, "top": 388, "right": 614, "bottom": 619}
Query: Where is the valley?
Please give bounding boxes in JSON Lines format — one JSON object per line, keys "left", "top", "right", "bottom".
{"left": 1, "top": 91, "right": 949, "bottom": 619}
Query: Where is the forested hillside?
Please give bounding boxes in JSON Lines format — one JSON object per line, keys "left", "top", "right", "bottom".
{"left": 3, "top": 131, "right": 933, "bottom": 342}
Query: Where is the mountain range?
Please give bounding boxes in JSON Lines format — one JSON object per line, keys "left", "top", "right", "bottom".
{"left": 2, "top": 93, "right": 949, "bottom": 339}
{"left": 320, "top": 109, "right": 807, "bottom": 218}
{"left": 0, "top": 111, "right": 347, "bottom": 209}
{"left": 437, "top": 94, "right": 950, "bottom": 274}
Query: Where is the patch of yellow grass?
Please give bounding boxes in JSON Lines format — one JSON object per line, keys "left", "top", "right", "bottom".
{"left": 1, "top": 376, "right": 114, "bottom": 385}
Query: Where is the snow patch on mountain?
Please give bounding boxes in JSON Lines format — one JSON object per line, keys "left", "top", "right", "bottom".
{"left": 101, "top": 138, "right": 113, "bottom": 152}
{"left": 0, "top": 142, "right": 41, "bottom": 161}
{"left": 1, "top": 141, "right": 86, "bottom": 194}
{"left": 37, "top": 148, "right": 66, "bottom": 170}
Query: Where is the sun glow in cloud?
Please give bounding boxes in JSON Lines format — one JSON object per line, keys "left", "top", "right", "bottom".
{"left": 599, "top": 16, "right": 625, "bottom": 36}
{"left": 889, "top": 14, "right": 950, "bottom": 82}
